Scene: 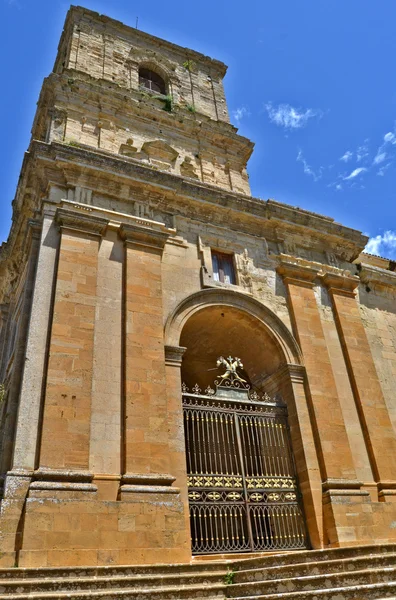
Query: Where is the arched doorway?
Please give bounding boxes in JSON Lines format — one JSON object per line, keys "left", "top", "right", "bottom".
{"left": 177, "top": 300, "right": 308, "bottom": 554}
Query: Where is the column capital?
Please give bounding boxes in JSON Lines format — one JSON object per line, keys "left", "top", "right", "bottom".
{"left": 322, "top": 272, "right": 359, "bottom": 297}
{"left": 119, "top": 223, "right": 169, "bottom": 252}
{"left": 55, "top": 207, "right": 108, "bottom": 237}
{"left": 277, "top": 260, "right": 320, "bottom": 287}
{"left": 164, "top": 345, "right": 187, "bottom": 367}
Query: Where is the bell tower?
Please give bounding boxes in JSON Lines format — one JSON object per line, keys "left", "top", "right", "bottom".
{"left": 34, "top": 6, "right": 254, "bottom": 197}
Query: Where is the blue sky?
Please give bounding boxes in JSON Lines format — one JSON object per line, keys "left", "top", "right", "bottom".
{"left": 1, "top": 0, "right": 396, "bottom": 259}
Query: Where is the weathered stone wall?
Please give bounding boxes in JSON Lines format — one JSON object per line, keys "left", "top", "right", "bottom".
{"left": 359, "top": 284, "right": 396, "bottom": 434}
{"left": 58, "top": 8, "right": 230, "bottom": 123}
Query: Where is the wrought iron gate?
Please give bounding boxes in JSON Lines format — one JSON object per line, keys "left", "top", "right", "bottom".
{"left": 182, "top": 356, "right": 307, "bottom": 554}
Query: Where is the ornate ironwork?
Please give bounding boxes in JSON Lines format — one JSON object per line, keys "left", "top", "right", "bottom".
{"left": 214, "top": 356, "right": 250, "bottom": 389}
{"left": 182, "top": 357, "right": 307, "bottom": 554}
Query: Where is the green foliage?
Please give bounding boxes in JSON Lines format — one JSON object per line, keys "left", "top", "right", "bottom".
{"left": 0, "top": 384, "right": 5, "bottom": 404}
{"left": 152, "top": 93, "right": 174, "bottom": 112}
{"left": 224, "top": 569, "right": 235, "bottom": 585}
{"left": 186, "top": 104, "right": 196, "bottom": 113}
{"left": 183, "top": 59, "right": 196, "bottom": 73}
{"left": 66, "top": 139, "right": 81, "bottom": 147}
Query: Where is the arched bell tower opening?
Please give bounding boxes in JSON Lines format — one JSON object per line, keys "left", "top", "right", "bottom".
{"left": 175, "top": 298, "right": 309, "bottom": 555}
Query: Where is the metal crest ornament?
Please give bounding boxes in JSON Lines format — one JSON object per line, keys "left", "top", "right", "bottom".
{"left": 215, "top": 356, "right": 250, "bottom": 389}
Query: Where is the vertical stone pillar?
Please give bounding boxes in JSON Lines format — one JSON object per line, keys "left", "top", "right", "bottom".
{"left": 117, "top": 224, "right": 191, "bottom": 564}
{"left": 38, "top": 208, "right": 108, "bottom": 473}
{"left": 120, "top": 223, "right": 171, "bottom": 482}
{"left": 278, "top": 262, "right": 371, "bottom": 546}
{"left": 12, "top": 211, "right": 59, "bottom": 471}
{"left": 164, "top": 345, "right": 191, "bottom": 551}
{"left": 278, "top": 262, "right": 358, "bottom": 485}
{"left": 0, "top": 211, "right": 59, "bottom": 567}
{"left": 324, "top": 272, "right": 396, "bottom": 499}
{"left": 0, "top": 221, "right": 42, "bottom": 477}
{"left": 89, "top": 230, "right": 123, "bottom": 500}
{"left": 264, "top": 364, "right": 324, "bottom": 548}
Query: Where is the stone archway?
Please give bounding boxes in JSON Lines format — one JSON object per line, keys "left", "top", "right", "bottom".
{"left": 164, "top": 289, "right": 324, "bottom": 551}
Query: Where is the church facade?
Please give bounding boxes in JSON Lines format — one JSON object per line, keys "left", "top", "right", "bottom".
{"left": 1, "top": 6, "right": 396, "bottom": 568}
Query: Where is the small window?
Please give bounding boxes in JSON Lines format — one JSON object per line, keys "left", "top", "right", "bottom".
{"left": 139, "top": 68, "right": 166, "bottom": 95}
{"left": 211, "top": 251, "right": 236, "bottom": 285}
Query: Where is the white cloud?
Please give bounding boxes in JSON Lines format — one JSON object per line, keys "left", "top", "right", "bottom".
{"left": 343, "top": 167, "right": 367, "bottom": 180}
{"left": 335, "top": 184, "right": 342, "bottom": 190}
{"left": 232, "top": 106, "right": 250, "bottom": 123}
{"left": 373, "top": 151, "right": 387, "bottom": 165}
{"left": 365, "top": 230, "right": 396, "bottom": 259}
{"left": 296, "top": 150, "right": 322, "bottom": 181}
{"left": 377, "top": 162, "right": 391, "bottom": 176}
{"left": 356, "top": 140, "right": 369, "bottom": 162}
{"left": 340, "top": 151, "right": 353, "bottom": 162}
{"left": 384, "top": 132, "right": 396, "bottom": 144}
{"left": 265, "top": 103, "right": 321, "bottom": 129}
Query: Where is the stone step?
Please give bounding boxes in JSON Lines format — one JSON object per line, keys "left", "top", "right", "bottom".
{"left": 0, "top": 582, "right": 226, "bottom": 600}
{"left": 234, "top": 551, "right": 396, "bottom": 583}
{"left": 229, "top": 581, "right": 396, "bottom": 600}
{"left": 227, "top": 543, "right": 396, "bottom": 571}
{"left": 227, "top": 566, "right": 396, "bottom": 597}
{"left": 0, "top": 560, "right": 226, "bottom": 580}
{"left": 0, "top": 570, "right": 228, "bottom": 595}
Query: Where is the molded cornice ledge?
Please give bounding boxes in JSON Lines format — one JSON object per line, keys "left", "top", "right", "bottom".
{"left": 55, "top": 207, "right": 109, "bottom": 237}
{"left": 359, "top": 264, "right": 396, "bottom": 292}
{"left": 164, "top": 345, "right": 187, "bottom": 367}
{"left": 119, "top": 222, "right": 170, "bottom": 252}
{"left": 277, "top": 259, "right": 320, "bottom": 288}
{"left": 322, "top": 272, "right": 359, "bottom": 298}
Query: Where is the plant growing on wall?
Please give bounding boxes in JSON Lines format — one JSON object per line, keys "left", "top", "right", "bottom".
{"left": 183, "top": 58, "right": 196, "bottom": 108}
{"left": 153, "top": 94, "right": 174, "bottom": 112}
{"left": 183, "top": 59, "right": 196, "bottom": 73}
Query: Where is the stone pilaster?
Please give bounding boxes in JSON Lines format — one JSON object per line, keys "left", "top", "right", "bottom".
{"left": 119, "top": 223, "right": 171, "bottom": 481}
{"left": 38, "top": 208, "right": 108, "bottom": 474}
{"left": 323, "top": 272, "right": 396, "bottom": 498}
{"left": 278, "top": 261, "right": 370, "bottom": 546}
{"left": 264, "top": 364, "right": 324, "bottom": 548}
{"left": 0, "top": 215, "right": 57, "bottom": 566}
{"left": 164, "top": 345, "right": 191, "bottom": 553}
{"left": 278, "top": 261, "right": 359, "bottom": 486}
{"left": 12, "top": 212, "right": 59, "bottom": 471}
{"left": 89, "top": 229, "right": 123, "bottom": 500}
{"left": 116, "top": 226, "right": 190, "bottom": 564}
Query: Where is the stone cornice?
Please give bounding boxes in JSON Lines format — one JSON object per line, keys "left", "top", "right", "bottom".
{"left": 28, "top": 141, "right": 367, "bottom": 259}
{"left": 277, "top": 258, "right": 320, "bottom": 288}
{"left": 322, "top": 272, "right": 359, "bottom": 297}
{"left": 164, "top": 345, "right": 187, "bottom": 367}
{"left": 359, "top": 264, "right": 396, "bottom": 292}
{"left": 55, "top": 207, "right": 109, "bottom": 237}
{"left": 119, "top": 222, "right": 170, "bottom": 252}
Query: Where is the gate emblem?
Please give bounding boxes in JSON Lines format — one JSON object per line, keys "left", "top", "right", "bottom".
{"left": 215, "top": 356, "right": 248, "bottom": 387}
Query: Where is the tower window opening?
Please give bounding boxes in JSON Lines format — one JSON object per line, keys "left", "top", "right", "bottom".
{"left": 211, "top": 251, "right": 236, "bottom": 285}
{"left": 139, "top": 68, "right": 166, "bottom": 95}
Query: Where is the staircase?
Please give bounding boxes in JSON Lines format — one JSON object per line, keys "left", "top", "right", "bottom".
{"left": 227, "top": 544, "right": 396, "bottom": 599}
{"left": 0, "top": 544, "right": 394, "bottom": 599}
